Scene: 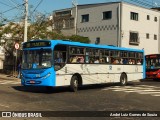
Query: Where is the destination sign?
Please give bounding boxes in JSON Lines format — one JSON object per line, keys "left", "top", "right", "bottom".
{"left": 23, "top": 41, "right": 51, "bottom": 48}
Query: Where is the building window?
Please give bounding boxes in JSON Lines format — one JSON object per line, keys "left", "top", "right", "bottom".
{"left": 154, "top": 17, "right": 157, "bottom": 22}
{"left": 103, "top": 11, "right": 112, "bottom": 20}
{"left": 146, "top": 33, "right": 149, "bottom": 39}
{"left": 95, "top": 37, "right": 100, "bottom": 44}
{"left": 154, "top": 34, "right": 157, "bottom": 40}
{"left": 81, "top": 14, "right": 89, "bottom": 22}
{"left": 129, "top": 32, "right": 139, "bottom": 45}
{"left": 147, "top": 15, "right": 150, "bottom": 20}
{"left": 130, "top": 12, "right": 138, "bottom": 21}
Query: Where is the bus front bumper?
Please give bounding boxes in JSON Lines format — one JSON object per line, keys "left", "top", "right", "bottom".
{"left": 21, "top": 73, "right": 55, "bottom": 86}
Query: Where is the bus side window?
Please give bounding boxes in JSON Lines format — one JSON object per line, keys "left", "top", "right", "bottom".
{"left": 106, "top": 57, "right": 110, "bottom": 63}
{"left": 137, "top": 59, "right": 141, "bottom": 64}
{"left": 94, "top": 57, "right": 99, "bottom": 63}
{"left": 122, "top": 58, "right": 128, "bottom": 64}
{"left": 70, "top": 48, "right": 75, "bottom": 54}
{"left": 111, "top": 58, "right": 118, "bottom": 64}
{"left": 70, "top": 56, "right": 78, "bottom": 63}
{"left": 85, "top": 52, "right": 89, "bottom": 63}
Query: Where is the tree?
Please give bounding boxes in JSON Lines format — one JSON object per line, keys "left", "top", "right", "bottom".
{"left": 28, "top": 20, "right": 66, "bottom": 40}
{"left": 68, "top": 35, "right": 90, "bottom": 43}
{"left": 0, "top": 22, "right": 24, "bottom": 72}
{"left": 0, "top": 21, "right": 90, "bottom": 57}
{"left": 0, "top": 22, "right": 23, "bottom": 56}
{"left": 0, "top": 16, "right": 90, "bottom": 72}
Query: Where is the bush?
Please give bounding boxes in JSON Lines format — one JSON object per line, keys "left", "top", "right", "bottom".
{"left": 68, "top": 35, "right": 90, "bottom": 43}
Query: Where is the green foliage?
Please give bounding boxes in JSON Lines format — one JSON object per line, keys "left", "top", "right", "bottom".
{"left": 68, "top": 35, "right": 90, "bottom": 43}
{"left": 0, "top": 21, "right": 91, "bottom": 59}
{"left": 0, "top": 23, "right": 23, "bottom": 68}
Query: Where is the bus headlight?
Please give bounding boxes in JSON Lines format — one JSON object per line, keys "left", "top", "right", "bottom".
{"left": 42, "top": 72, "right": 51, "bottom": 79}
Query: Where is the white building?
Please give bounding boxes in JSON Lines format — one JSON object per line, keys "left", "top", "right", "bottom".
{"left": 53, "top": 2, "right": 160, "bottom": 55}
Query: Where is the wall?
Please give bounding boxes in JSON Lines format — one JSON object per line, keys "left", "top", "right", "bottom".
{"left": 121, "top": 3, "right": 160, "bottom": 55}
{"left": 77, "top": 3, "right": 120, "bottom": 45}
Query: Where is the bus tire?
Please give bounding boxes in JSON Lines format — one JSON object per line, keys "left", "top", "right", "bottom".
{"left": 120, "top": 73, "right": 127, "bottom": 86}
{"left": 70, "top": 75, "right": 79, "bottom": 92}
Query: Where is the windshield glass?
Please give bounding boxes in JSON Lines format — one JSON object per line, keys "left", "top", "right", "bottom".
{"left": 22, "top": 49, "right": 52, "bottom": 69}
{"left": 146, "top": 58, "right": 160, "bottom": 69}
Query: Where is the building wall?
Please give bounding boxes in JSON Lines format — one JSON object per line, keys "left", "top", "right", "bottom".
{"left": 121, "top": 3, "right": 160, "bottom": 55}
{"left": 53, "top": 2, "right": 160, "bottom": 55}
{"left": 61, "top": 29, "right": 75, "bottom": 36}
{"left": 53, "top": 8, "right": 75, "bottom": 36}
{"left": 77, "top": 3, "right": 120, "bottom": 45}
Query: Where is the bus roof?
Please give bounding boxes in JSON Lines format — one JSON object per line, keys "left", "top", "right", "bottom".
{"left": 145, "top": 54, "right": 160, "bottom": 58}
{"left": 146, "top": 54, "right": 160, "bottom": 56}
{"left": 24, "top": 40, "right": 144, "bottom": 52}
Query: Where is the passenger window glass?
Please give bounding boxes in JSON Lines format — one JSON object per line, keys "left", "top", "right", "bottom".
{"left": 69, "top": 46, "right": 85, "bottom": 64}
{"left": 70, "top": 47, "right": 84, "bottom": 54}
{"left": 136, "top": 52, "right": 143, "bottom": 65}
{"left": 110, "top": 51, "right": 121, "bottom": 64}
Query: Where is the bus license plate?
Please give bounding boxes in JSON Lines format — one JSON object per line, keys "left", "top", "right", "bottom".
{"left": 30, "top": 80, "right": 35, "bottom": 84}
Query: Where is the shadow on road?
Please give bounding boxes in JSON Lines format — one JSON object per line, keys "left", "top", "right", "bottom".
{"left": 11, "top": 82, "right": 139, "bottom": 94}
{"left": 140, "top": 79, "right": 160, "bottom": 82}
{"left": 12, "top": 86, "right": 71, "bottom": 94}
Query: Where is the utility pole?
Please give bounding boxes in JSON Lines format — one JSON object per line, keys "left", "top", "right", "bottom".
{"left": 72, "top": 0, "right": 78, "bottom": 35}
{"left": 24, "top": 0, "right": 28, "bottom": 42}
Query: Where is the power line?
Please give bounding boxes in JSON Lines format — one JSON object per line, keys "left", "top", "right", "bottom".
{"left": 8, "top": 0, "right": 23, "bottom": 10}
{"left": 29, "top": 0, "right": 43, "bottom": 22}
{"left": 32, "top": 0, "right": 43, "bottom": 13}
{"left": 0, "top": 3, "right": 25, "bottom": 14}
{"left": 120, "top": 0, "right": 160, "bottom": 7}
{"left": 0, "top": 1, "right": 13, "bottom": 7}
{"left": 0, "top": 1, "right": 25, "bottom": 23}
{"left": 0, "top": 0, "right": 45, "bottom": 24}
{"left": 9, "top": 0, "right": 21, "bottom": 5}
{"left": 29, "top": 0, "right": 43, "bottom": 19}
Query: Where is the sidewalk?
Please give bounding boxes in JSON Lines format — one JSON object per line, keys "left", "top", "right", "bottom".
{"left": 0, "top": 74, "right": 20, "bottom": 81}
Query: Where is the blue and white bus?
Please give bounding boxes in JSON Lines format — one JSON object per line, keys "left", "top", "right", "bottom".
{"left": 21, "top": 40, "right": 145, "bottom": 92}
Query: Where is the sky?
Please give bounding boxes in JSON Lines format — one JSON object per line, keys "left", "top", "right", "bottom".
{"left": 0, "top": 0, "right": 108, "bottom": 22}
{"left": 0, "top": 0, "right": 159, "bottom": 23}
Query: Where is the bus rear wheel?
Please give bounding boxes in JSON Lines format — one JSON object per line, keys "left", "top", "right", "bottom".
{"left": 120, "top": 73, "right": 127, "bottom": 86}
{"left": 70, "top": 75, "right": 79, "bottom": 92}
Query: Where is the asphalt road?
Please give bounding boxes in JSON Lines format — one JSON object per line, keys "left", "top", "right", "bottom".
{"left": 0, "top": 77, "right": 160, "bottom": 120}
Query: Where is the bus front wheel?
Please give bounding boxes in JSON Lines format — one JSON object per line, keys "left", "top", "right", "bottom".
{"left": 120, "top": 73, "right": 127, "bottom": 86}
{"left": 70, "top": 75, "right": 79, "bottom": 92}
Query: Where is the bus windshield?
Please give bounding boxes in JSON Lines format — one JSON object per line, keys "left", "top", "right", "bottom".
{"left": 22, "top": 49, "right": 52, "bottom": 69}
{"left": 146, "top": 58, "right": 160, "bottom": 69}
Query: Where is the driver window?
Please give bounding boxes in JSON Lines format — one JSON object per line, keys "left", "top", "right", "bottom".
{"left": 54, "top": 51, "right": 64, "bottom": 63}
{"left": 53, "top": 44, "right": 67, "bottom": 71}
